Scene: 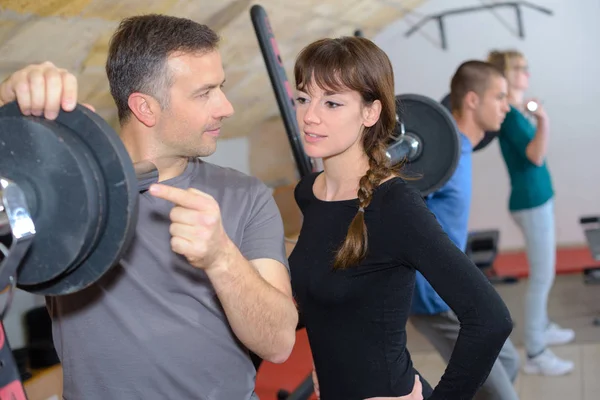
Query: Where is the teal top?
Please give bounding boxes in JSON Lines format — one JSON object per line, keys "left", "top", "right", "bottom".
{"left": 498, "top": 106, "right": 554, "bottom": 211}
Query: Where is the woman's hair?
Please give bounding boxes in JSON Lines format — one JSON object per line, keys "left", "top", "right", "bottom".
{"left": 294, "top": 37, "right": 403, "bottom": 269}
{"left": 487, "top": 49, "right": 524, "bottom": 76}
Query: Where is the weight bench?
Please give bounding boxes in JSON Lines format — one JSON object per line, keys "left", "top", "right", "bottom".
{"left": 466, "top": 230, "right": 518, "bottom": 284}
{"left": 578, "top": 215, "right": 600, "bottom": 326}
{"left": 579, "top": 216, "right": 600, "bottom": 283}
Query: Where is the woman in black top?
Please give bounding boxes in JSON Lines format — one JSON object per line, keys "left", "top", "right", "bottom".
{"left": 288, "top": 37, "right": 513, "bottom": 400}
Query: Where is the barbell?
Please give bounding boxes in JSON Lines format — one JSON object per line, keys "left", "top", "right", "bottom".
{"left": 388, "top": 93, "right": 460, "bottom": 196}
{"left": 0, "top": 16, "right": 463, "bottom": 302}
{"left": 0, "top": 102, "right": 149, "bottom": 297}
{"left": 0, "top": 101, "right": 158, "bottom": 398}
{"left": 2, "top": 95, "right": 460, "bottom": 296}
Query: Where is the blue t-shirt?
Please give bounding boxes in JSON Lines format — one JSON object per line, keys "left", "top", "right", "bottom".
{"left": 410, "top": 132, "right": 473, "bottom": 315}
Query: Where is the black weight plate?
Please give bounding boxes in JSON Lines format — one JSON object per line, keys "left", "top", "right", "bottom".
{"left": 440, "top": 93, "right": 500, "bottom": 152}
{"left": 0, "top": 102, "right": 139, "bottom": 296}
{"left": 0, "top": 116, "right": 104, "bottom": 285}
{"left": 395, "top": 93, "right": 460, "bottom": 196}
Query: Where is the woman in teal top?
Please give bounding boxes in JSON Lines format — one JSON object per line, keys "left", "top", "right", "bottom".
{"left": 488, "top": 50, "right": 575, "bottom": 377}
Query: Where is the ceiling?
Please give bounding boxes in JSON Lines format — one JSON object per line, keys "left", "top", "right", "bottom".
{"left": 0, "top": 0, "right": 425, "bottom": 138}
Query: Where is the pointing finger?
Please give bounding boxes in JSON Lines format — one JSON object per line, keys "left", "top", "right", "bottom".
{"left": 149, "top": 184, "right": 214, "bottom": 211}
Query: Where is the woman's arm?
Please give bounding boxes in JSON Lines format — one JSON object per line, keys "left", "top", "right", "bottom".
{"left": 384, "top": 182, "right": 513, "bottom": 400}
{"left": 503, "top": 103, "right": 550, "bottom": 166}
{"left": 525, "top": 108, "right": 550, "bottom": 166}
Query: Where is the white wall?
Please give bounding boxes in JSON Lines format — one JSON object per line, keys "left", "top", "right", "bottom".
{"left": 373, "top": 0, "right": 600, "bottom": 250}
{"left": 203, "top": 136, "right": 251, "bottom": 175}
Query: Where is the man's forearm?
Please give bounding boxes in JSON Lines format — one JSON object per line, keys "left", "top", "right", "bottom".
{"left": 206, "top": 240, "right": 298, "bottom": 363}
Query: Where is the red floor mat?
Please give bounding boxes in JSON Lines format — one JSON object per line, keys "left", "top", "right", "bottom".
{"left": 255, "top": 328, "right": 316, "bottom": 399}
{"left": 493, "top": 246, "right": 600, "bottom": 278}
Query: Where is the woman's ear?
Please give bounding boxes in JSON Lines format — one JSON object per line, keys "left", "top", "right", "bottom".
{"left": 362, "top": 99, "right": 382, "bottom": 128}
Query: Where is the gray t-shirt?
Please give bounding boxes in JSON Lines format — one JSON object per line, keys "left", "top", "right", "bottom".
{"left": 46, "top": 158, "right": 289, "bottom": 400}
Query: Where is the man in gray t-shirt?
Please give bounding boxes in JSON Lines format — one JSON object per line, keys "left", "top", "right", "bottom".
{"left": 0, "top": 15, "right": 298, "bottom": 400}
{"left": 47, "top": 158, "right": 289, "bottom": 399}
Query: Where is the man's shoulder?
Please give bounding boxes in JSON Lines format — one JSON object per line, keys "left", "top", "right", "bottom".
{"left": 457, "top": 131, "right": 474, "bottom": 155}
{"left": 431, "top": 134, "right": 472, "bottom": 197}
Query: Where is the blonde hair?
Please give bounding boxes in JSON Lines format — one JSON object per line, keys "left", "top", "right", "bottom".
{"left": 487, "top": 49, "right": 525, "bottom": 75}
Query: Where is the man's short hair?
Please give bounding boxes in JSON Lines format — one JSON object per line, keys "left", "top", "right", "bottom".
{"left": 106, "top": 14, "right": 220, "bottom": 124}
{"left": 449, "top": 60, "right": 504, "bottom": 114}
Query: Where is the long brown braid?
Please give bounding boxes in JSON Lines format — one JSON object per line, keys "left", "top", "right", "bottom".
{"left": 335, "top": 139, "right": 399, "bottom": 269}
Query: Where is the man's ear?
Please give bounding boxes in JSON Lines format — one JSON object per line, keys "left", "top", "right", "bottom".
{"left": 128, "top": 93, "right": 160, "bottom": 127}
{"left": 363, "top": 99, "right": 382, "bottom": 128}
{"left": 463, "top": 91, "right": 480, "bottom": 111}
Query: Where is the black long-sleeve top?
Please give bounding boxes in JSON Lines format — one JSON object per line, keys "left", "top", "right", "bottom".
{"left": 289, "top": 173, "right": 513, "bottom": 400}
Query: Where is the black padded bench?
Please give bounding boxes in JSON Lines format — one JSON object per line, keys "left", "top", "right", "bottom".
{"left": 580, "top": 215, "right": 600, "bottom": 283}
{"left": 578, "top": 215, "right": 600, "bottom": 326}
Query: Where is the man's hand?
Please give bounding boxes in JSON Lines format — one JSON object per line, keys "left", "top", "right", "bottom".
{"left": 525, "top": 97, "right": 548, "bottom": 122}
{"left": 0, "top": 62, "right": 79, "bottom": 119}
{"left": 149, "top": 183, "right": 231, "bottom": 270}
{"left": 150, "top": 183, "right": 297, "bottom": 363}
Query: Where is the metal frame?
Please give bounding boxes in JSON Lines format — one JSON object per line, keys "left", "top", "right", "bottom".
{"left": 404, "top": 1, "right": 553, "bottom": 50}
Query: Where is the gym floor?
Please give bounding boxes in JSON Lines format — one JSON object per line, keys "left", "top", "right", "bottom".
{"left": 255, "top": 247, "right": 600, "bottom": 400}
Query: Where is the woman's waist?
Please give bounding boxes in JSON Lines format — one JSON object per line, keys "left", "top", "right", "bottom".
{"left": 315, "top": 351, "right": 417, "bottom": 400}
{"left": 310, "top": 338, "right": 413, "bottom": 380}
